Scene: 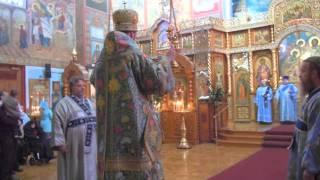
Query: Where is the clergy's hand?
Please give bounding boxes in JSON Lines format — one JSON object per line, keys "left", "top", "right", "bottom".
{"left": 303, "top": 170, "right": 315, "bottom": 180}
{"left": 57, "top": 145, "right": 68, "bottom": 153}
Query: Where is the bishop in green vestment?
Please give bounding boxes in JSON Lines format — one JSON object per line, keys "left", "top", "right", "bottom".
{"left": 92, "top": 8, "right": 176, "bottom": 180}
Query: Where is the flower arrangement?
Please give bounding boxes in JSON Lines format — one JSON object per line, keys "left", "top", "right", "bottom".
{"left": 209, "top": 87, "right": 225, "bottom": 104}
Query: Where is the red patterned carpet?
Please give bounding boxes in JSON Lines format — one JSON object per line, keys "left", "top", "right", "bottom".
{"left": 209, "top": 148, "right": 290, "bottom": 180}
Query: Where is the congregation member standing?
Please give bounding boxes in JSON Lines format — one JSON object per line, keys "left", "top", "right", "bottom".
{"left": 52, "top": 76, "right": 97, "bottom": 180}
{"left": 0, "top": 92, "right": 20, "bottom": 180}
{"left": 255, "top": 79, "right": 273, "bottom": 124}
{"left": 39, "top": 100, "right": 53, "bottom": 162}
{"left": 288, "top": 56, "right": 320, "bottom": 180}
{"left": 275, "top": 76, "right": 298, "bottom": 124}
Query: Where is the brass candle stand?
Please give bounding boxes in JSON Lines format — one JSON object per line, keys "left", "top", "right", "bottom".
{"left": 177, "top": 111, "right": 192, "bottom": 149}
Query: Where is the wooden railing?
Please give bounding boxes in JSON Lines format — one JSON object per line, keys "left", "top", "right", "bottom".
{"left": 213, "top": 104, "right": 229, "bottom": 143}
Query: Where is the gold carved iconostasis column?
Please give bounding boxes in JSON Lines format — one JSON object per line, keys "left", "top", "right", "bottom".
{"left": 226, "top": 54, "right": 233, "bottom": 122}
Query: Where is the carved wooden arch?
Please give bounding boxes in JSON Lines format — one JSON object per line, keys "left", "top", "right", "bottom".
{"left": 62, "top": 61, "right": 90, "bottom": 97}
{"left": 150, "top": 18, "right": 169, "bottom": 33}
{"left": 275, "top": 25, "right": 320, "bottom": 46}
{"left": 151, "top": 19, "right": 171, "bottom": 54}
{"left": 161, "top": 53, "right": 196, "bottom": 111}
{"left": 268, "top": 0, "right": 284, "bottom": 19}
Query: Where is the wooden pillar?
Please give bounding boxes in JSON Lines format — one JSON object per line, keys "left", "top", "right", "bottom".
{"left": 226, "top": 32, "right": 230, "bottom": 49}
{"left": 226, "top": 54, "right": 233, "bottom": 122}
{"left": 248, "top": 29, "right": 252, "bottom": 47}
{"left": 249, "top": 51, "right": 254, "bottom": 93}
{"left": 187, "top": 75, "right": 195, "bottom": 111}
{"left": 226, "top": 54, "right": 231, "bottom": 95}
{"left": 208, "top": 30, "right": 213, "bottom": 92}
{"left": 271, "top": 26, "right": 275, "bottom": 43}
{"left": 249, "top": 51, "right": 255, "bottom": 121}
{"left": 272, "top": 48, "right": 278, "bottom": 89}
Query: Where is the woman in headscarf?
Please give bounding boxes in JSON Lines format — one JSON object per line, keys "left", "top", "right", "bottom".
{"left": 39, "top": 100, "right": 53, "bottom": 162}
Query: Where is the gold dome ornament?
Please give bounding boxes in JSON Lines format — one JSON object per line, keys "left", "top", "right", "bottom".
{"left": 112, "top": 8, "right": 138, "bottom": 32}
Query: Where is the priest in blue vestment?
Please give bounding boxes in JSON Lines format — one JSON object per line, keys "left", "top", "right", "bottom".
{"left": 274, "top": 76, "right": 298, "bottom": 124}
{"left": 255, "top": 79, "right": 273, "bottom": 123}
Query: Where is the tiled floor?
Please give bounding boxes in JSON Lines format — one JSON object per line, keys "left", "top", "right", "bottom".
{"left": 17, "top": 143, "right": 259, "bottom": 180}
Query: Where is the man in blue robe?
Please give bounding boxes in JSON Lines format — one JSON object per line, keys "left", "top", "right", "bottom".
{"left": 255, "top": 79, "right": 273, "bottom": 123}
{"left": 287, "top": 56, "right": 320, "bottom": 180}
{"left": 275, "top": 76, "right": 298, "bottom": 124}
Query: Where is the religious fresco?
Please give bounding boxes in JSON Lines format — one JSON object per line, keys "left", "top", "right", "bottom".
{"left": 253, "top": 51, "right": 272, "bottom": 89}
{"left": 232, "top": 0, "right": 272, "bottom": 17}
{"left": 194, "top": 30, "right": 208, "bottom": 50}
{"left": 113, "top": 0, "right": 145, "bottom": 30}
{"left": 0, "top": 0, "right": 26, "bottom": 8}
{"left": 213, "top": 55, "right": 225, "bottom": 89}
{"left": 197, "top": 71, "right": 209, "bottom": 98}
{"left": 252, "top": 28, "right": 270, "bottom": 45}
{"left": 231, "top": 31, "right": 247, "bottom": 48}
{"left": 12, "top": 9, "right": 27, "bottom": 48}
{"left": 181, "top": 34, "right": 192, "bottom": 50}
{"left": 86, "top": 0, "right": 107, "bottom": 12}
{"left": 210, "top": 31, "right": 225, "bottom": 48}
{"left": 246, "top": 0, "right": 271, "bottom": 15}
{"left": 27, "top": 0, "right": 75, "bottom": 60}
{"left": 169, "top": 76, "right": 188, "bottom": 110}
{"left": 273, "top": 0, "right": 320, "bottom": 38}
{"left": 146, "top": 0, "right": 191, "bottom": 27}
{"left": 195, "top": 53, "right": 208, "bottom": 71}
{"left": 232, "top": 51, "right": 251, "bottom": 121}
{"left": 231, "top": 53, "right": 250, "bottom": 105}
{"left": 87, "top": 11, "right": 106, "bottom": 64}
{"left": 192, "top": 0, "right": 222, "bottom": 18}
{"left": 282, "top": 0, "right": 312, "bottom": 23}
{"left": 0, "top": 7, "right": 10, "bottom": 46}
{"left": 279, "top": 31, "right": 320, "bottom": 83}
{"left": 157, "top": 21, "right": 170, "bottom": 49}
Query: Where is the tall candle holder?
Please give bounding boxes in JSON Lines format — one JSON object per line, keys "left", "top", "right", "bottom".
{"left": 173, "top": 96, "right": 192, "bottom": 149}
{"left": 177, "top": 111, "right": 191, "bottom": 149}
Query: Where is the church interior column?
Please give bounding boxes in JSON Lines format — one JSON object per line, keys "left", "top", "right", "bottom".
{"left": 226, "top": 54, "right": 233, "bottom": 122}
{"left": 249, "top": 51, "right": 255, "bottom": 121}
{"left": 248, "top": 29, "right": 252, "bottom": 48}
{"left": 208, "top": 30, "right": 213, "bottom": 92}
{"left": 272, "top": 48, "right": 279, "bottom": 122}
{"left": 226, "top": 32, "right": 230, "bottom": 49}
{"left": 271, "top": 26, "right": 275, "bottom": 43}
{"left": 272, "top": 49, "right": 278, "bottom": 89}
